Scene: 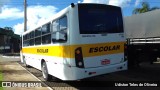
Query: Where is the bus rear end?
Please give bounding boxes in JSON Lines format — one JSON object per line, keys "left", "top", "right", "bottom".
{"left": 69, "top": 3, "right": 127, "bottom": 80}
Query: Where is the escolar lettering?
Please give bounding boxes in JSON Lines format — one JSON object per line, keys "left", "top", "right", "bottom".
{"left": 89, "top": 45, "right": 120, "bottom": 53}
{"left": 37, "top": 49, "right": 48, "bottom": 53}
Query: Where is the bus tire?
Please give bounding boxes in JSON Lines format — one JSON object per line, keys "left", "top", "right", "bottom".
{"left": 42, "top": 62, "right": 52, "bottom": 81}
{"left": 23, "top": 58, "right": 30, "bottom": 68}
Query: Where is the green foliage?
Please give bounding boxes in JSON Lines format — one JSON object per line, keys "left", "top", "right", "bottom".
{"left": 0, "top": 27, "right": 14, "bottom": 36}
{"left": 133, "top": 2, "right": 159, "bottom": 14}
{"left": 0, "top": 27, "right": 20, "bottom": 39}
{"left": 4, "top": 27, "right": 13, "bottom": 31}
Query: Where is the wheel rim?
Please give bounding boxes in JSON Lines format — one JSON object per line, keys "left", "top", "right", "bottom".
{"left": 23, "top": 58, "right": 27, "bottom": 66}
{"left": 42, "top": 63, "right": 47, "bottom": 79}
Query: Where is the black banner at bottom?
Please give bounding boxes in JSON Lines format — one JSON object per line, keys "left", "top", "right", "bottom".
{"left": 0, "top": 81, "right": 160, "bottom": 87}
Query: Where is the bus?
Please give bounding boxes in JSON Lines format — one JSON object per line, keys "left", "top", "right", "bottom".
{"left": 20, "top": 3, "right": 127, "bottom": 81}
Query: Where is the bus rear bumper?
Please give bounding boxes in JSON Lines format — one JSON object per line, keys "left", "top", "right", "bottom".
{"left": 71, "top": 61, "right": 127, "bottom": 80}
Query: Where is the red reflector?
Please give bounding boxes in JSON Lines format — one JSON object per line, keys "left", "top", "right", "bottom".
{"left": 89, "top": 72, "right": 96, "bottom": 75}
{"left": 101, "top": 59, "right": 110, "bottom": 65}
{"left": 124, "top": 46, "right": 127, "bottom": 49}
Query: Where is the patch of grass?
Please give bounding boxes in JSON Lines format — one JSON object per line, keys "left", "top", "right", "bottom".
{"left": 0, "top": 87, "right": 3, "bottom": 90}
{"left": 0, "top": 86, "right": 3, "bottom": 90}
{"left": 0, "top": 68, "right": 3, "bottom": 90}
{"left": 0, "top": 71, "right": 2, "bottom": 81}
{"left": 0, "top": 66, "right": 3, "bottom": 81}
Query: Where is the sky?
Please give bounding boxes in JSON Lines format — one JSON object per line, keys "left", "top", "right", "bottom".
{"left": 0, "top": 0, "right": 160, "bottom": 35}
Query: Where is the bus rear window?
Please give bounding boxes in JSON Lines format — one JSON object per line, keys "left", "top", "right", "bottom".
{"left": 78, "top": 4, "right": 124, "bottom": 34}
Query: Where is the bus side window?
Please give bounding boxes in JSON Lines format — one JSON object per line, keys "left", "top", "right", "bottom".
{"left": 29, "top": 31, "right": 35, "bottom": 46}
{"left": 35, "top": 28, "right": 41, "bottom": 37}
{"left": 59, "top": 16, "right": 67, "bottom": 42}
{"left": 51, "top": 16, "right": 67, "bottom": 43}
{"left": 42, "top": 34, "right": 51, "bottom": 44}
{"left": 35, "top": 37, "right": 41, "bottom": 45}
{"left": 25, "top": 34, "right": 30, "bottom": 46}
{"left": 35, "top": 27, "right": 42, "bottom": 45}
{"left": 42, "top": 23, "right": 51, "bottom": 35}
{"left": 52, "top": 32, "right": 56, "bottom": 43}
{"left": 52, "top": 20, "right": 59, "bottom": 43}
{"left": 42, "top": 23, "right": 51, "bottom": 44}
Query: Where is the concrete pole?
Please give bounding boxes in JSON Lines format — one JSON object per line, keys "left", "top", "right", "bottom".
{"left": 24, "top": 0, "right": 27, "bottom": 32}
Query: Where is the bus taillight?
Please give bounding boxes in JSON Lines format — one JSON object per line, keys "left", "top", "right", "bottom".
{"left": 124, "top": 44, "right": 128, "bottom": 62}
{"left": 75, "top": 47, "right": 84, "bottom": 68}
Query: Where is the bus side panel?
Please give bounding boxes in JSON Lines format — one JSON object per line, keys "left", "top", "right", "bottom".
{"left": 23, "top": 53, "right": 42, "bottom": 70}
{"left": 45, "top": 10, "right": 73, "bottom": 80}
{"left": 46, "top": 57, "right": 73, "bottom": 80}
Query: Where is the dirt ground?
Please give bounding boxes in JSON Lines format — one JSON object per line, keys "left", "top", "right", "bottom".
{"left": 0, "top": 55, "right": 51, "bottom": 90}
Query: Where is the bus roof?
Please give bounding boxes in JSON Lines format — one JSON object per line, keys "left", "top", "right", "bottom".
{"left": 22, "top": 3, "right": 120, "bottom": 36}
{"left": 22, "top": 4, "right": 71, "bottom": 35}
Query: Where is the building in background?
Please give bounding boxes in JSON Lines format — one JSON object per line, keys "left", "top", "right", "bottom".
{"left": 0, "top": 28, "right": 20, "bottom": 54}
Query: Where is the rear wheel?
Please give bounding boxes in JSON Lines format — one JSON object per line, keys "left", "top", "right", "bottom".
{"left": 23, "top": 57, "right": 30, "bottom": 68}
{"left": 42, "top": 62, "right": 52, "bottom": 81}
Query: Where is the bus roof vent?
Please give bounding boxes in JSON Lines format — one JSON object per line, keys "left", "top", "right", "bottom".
{"left": 71, "top": 3, "right": 75, "bottom": 8}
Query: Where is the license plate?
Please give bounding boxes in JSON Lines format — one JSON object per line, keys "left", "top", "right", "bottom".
{"left": 101, "top": 59, "right": 110, "bottom": 65}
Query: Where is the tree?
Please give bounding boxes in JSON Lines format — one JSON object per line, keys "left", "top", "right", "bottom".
{"left": 3, "top": 27, "right": 14, "bottom": 35}
{"left": 4, "top": 27, "right": 13, "bottom": 31}
{"left": 2, "top": 27, "right": 15, "bottom": 53}
{"left": 132, "top": 2, "right": 159, "bottom": 14}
